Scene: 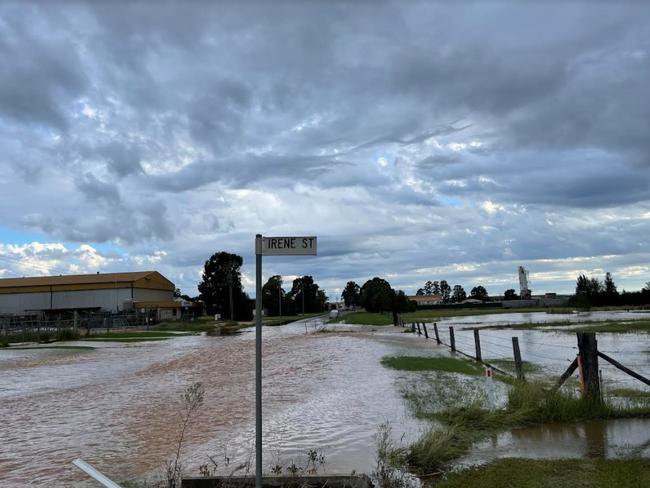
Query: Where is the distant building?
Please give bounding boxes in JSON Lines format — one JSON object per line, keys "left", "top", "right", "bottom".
{"left": 0, "top": 271, "right": 175, "bottom": 316}
{"left": 409, "top": 294, "right": 443, "bottom": 306}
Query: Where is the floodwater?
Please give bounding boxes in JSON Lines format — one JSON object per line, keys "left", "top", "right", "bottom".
{"left": 0, "top": 318, "right": 430, "bottom": 487}
{"left": 2, "top": 311, "right": 650, "bottom": 486}
{"left": 459, "top": 418, "right": 650, "bottom": 466}
{"left": 432, "top": 311, "right": 650, "bottom": 391}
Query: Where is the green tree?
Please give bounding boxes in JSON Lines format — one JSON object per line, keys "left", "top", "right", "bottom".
{"left": 470, "top": 285, "right": 488, "bottom": 301}
{"left": 198, "top": 252, "right": 252, "bottom": 321}
{"left": 432, "top": 281, "right": 441, "bottom": 295}
{"left": 451, "top": 285, "right": 466, "bottom": 303}
{"left": 342, "top": 281, "right": 361, "bottom": 308}
{"left": 262, "top": 275, "right": 284, "bottom": 317}
{"left": 391, "top": 289, "right": 416, "bottom": 325}
{"left": 360, "top": 277, "right": 394, "bottom": 313}
{"left": 416, "top": 288, "right": 425, "bottom": 296}
{"left": 287, "top": 276, "right": 327, "bottom": 314}
{"left": 604, "top": 272, "right": 618, "bottom": 304}
{"left": 423, "top": 280, "right": 434, "bottom": 295}
{"left": 440, "top": 280, "right": 451, "bottom": 303}
{"left": 503, "top": 289, "right": 518, "bottom": 300}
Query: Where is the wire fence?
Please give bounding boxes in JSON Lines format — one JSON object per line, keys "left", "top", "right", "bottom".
{"left": 404, "top": 319, "right": 650, "bottom": 396}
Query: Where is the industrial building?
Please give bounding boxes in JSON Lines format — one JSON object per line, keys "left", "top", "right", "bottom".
{"left": 0, "top": 271, "right": 176, "bottom": 316}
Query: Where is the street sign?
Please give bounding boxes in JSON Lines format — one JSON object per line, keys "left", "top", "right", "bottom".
{"left": 258, "top": 236, "right": 317, "bottom": 256}
{"left": 253, "top": 234, "right": 317, "bottom": 488}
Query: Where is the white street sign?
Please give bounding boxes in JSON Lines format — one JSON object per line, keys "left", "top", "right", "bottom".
{"left": 258, "top": 236, "right": 317, "bottom": 256}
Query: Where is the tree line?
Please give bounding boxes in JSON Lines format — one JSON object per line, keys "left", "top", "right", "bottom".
{"left": 415, "top": 280, "right": 489, "bottom": 303}
{"left": 197, "top": 251, "right": 328, "bottom": 321}
{"left": 570, "top": 271, "right": 650, "bottom": 307}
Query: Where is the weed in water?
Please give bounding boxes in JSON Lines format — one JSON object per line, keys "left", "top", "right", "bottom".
{"left": 164, "top": 382, "right": 205, "bottom": 488}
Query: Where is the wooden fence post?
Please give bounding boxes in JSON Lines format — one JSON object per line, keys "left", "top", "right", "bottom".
{"left": 512, "top": 337, "right": 524, "bottom": 380}
{"left": 450, "top": 326, "right": 456, "bottom": 352}
{"left": 473, "top": 329, "right": 482, "bottom": 362}
{"left": 433, "top": 323, "right": 441, "bottom": 344}
{"left": 423, "top": 323, "right": 429, "bottom": 339}
{"left": 577, "top": 332, "right": 601, "bottom": 402}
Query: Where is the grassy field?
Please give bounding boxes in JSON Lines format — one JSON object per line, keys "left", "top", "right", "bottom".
{"left": 433, "top": 458, "right": 650, "bottom": 487}
{"left": 83, "top": 330, "right": 193, "bottom": 342}
{"left": 2, "top": 345, "right": 96, "bottom": 351}
{"left": 402, "top": 307, "right": 575, "bottom": 322}
{"left": 573, "top": 320, "right": 650, "bottom": 333}
{"left": 487, "top": 358, "right": 540, "bottom": 374}
{"left": 331, "top": 311, "right": 394, "bottom": 325}
{"left": 381, "top": 356, "right": 484, "bottom": 376}
{"left": 263, "top": 313, "right": 324, "bottom": 326}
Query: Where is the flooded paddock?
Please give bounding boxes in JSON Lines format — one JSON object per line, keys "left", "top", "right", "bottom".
{"left": 2, "top": 311, "right": 650, "bottom": 486}
{"left": 0, "top": 319, "right": 430, "bottom": 487}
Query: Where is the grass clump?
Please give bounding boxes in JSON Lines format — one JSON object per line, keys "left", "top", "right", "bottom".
{"left": 403, "top": 381, "right": 650, "bottom": 476}
{"left": 382, "top": 356, "right": 483, "bottom": 376}
{"left": 434, "top": 458, "right": 650, "bottom": 487}
{"left": 6, "top": 345, "right": 95, "bottom": 351}
{"left": 487, "top": 358, "right": 540, "bottom": 374}
{"left": 608, "top": 388, "right": 650, "bottom": 399}
{"left": 573, "top": 320, "right": 650, "bottom": 333}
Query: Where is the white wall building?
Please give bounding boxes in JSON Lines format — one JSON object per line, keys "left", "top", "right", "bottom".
{"left": 0, "top": 271, "right": 175, "bottom": 315}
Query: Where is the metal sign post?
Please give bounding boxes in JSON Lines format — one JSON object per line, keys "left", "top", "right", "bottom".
{"left": 255, "top": 235, "right": 317, "bottom": 488}
{"left": 72, "top": 459, "right": 123, "bottom": 488}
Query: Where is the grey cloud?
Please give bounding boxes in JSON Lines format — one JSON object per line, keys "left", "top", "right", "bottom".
{"left": 0, "top": 8, "right": 87, "bottom": 130}
{"left": 76, "top": 174, "right": 121, "bottom": 204}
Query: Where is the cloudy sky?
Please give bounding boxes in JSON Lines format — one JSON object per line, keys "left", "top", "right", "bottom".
{"left": 1, "top": 1, "right": 650, "bottom": 299}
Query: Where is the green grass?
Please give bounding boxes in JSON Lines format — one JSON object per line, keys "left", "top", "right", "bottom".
{"left": 382, "top": 356, "right": 483, "bottom": 376}
{"left": 84, "top": 337, "right": 170, "bottom": 342}
{"left": 469, "top": 319, "right": 650, "bottom": 333}
{"left": 263, "top": 313, "right": 323, "bottom": 326}
{"left": 573, "top": 320, "right": 650, "bottom": 333}
{"left": 487, "top": 359, "right": 540, "bottom": 374}
{"left": 152, "top": 321, "right": 219, "bottom": 333}
{"left": 401, "top": 307, "right": 576, "bottom": 322}
{"left": 82, "top": 330, "right": 193, "bottom": 342}
{"left": 608, "top": 388, "right": 650, "bottom": 399}
{"left": 434, "top": 458, "right": 650, "bottom": 487}
{"left": 3, "top": 345, "right": 95, "bottom": 351}
{"left": 331, "top": 311, "right": 394, "bottom": 326}
{"left": 396, "top": 380, "right": 650, "bottom": 476}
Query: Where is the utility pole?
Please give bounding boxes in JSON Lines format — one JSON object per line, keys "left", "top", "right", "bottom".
{"left": 278, "top": 284, "right": 282, "bottom": 317}
{"left": 301, "top": 278, "right": 305, "bottom": 315}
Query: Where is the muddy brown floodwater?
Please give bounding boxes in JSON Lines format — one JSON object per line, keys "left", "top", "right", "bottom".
{"left": 0, "top": 318, "right": 430, "bottom": 487}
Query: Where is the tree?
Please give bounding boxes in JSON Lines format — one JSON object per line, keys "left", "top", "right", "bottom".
{"left": 287, "top": 276, "right": 327, "bottom": 314}
{"left": 604, "top": 272, "right": 618, "bottom": 304}
{"left": 391, "top": 289, "right": 416, "bottom": 325}
{"left": 440, "top": 280, "right": 451, "bottom": 303}
{"left": 470, "top": 285, "right": 488, "bottom": 301}
{"left": 416, "top": 288, "right": 425, "bottom": 296}
{"left": 262, "top": 275, "right": 284, "bottom": 317}
{"left": 423, "top": 280, "right": 434, "bottom": 295}
{"left": 451, "top": 285, "right": 466, "bottom": 303}
{"left": 198, "top": 252, "right": 252, "bottom": 321}
{"left": 432, "top": 281, "right": 441, "bottom": 295}
{"left": 360, "top": 277, "right": 394, "bottom": 313}
{"left": 575, "top": 274, "right": 604, "bottom": 306}
{"left": 503, "top": 289, "right": 518, "bottom": 300}
{"left": 342, "top": 281, "right": 361, "bottom": 308}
